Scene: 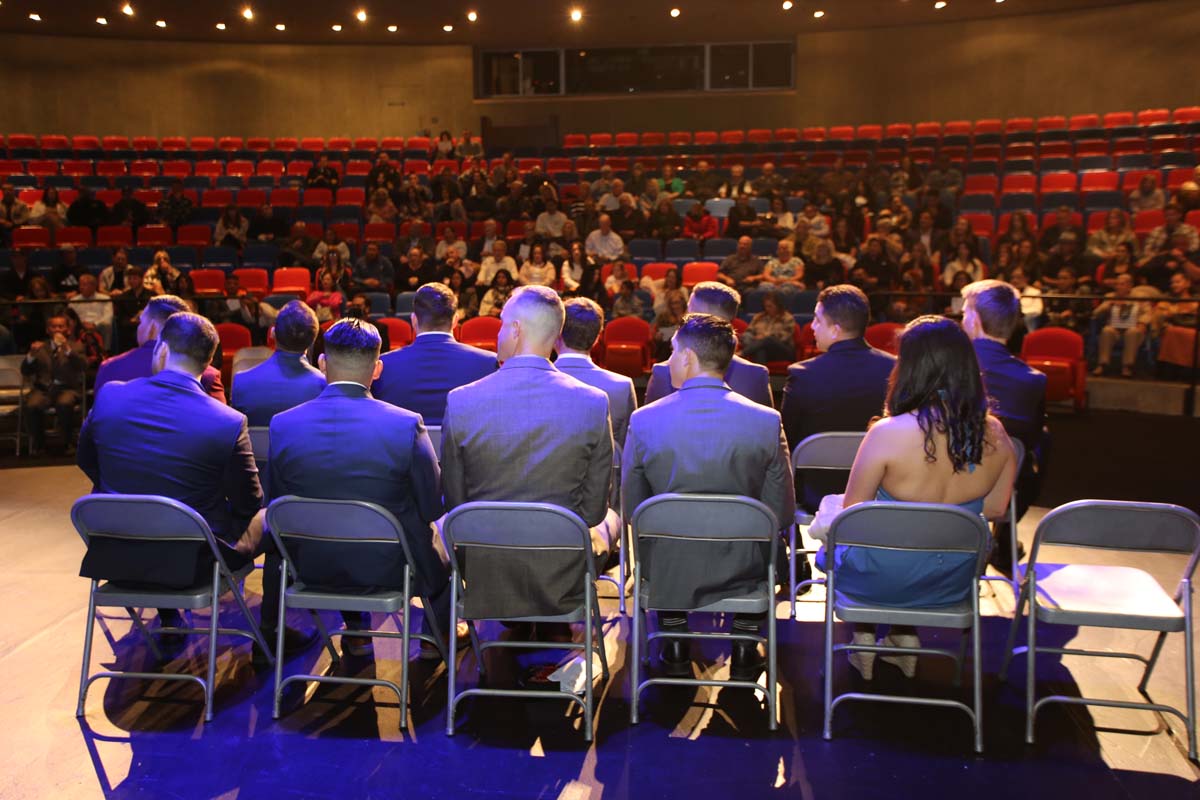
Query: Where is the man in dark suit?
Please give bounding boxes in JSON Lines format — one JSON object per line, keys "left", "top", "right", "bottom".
{"left": 77, "top": 312, "right": 310, "bottom": 655}
{"left": 21, "top": 313, "right": 88, "bottom": 456}
{"left": 231, "top": 300, "right": 326, "bottom": 426}
{"left": 643, "top": 282, "right": 773, "bottom": 407}
{"left": 962, "top": 279, "right": 1048, "bottom": 575}
{"left": 442, "top": 286, "right": 618, "bottom": 621}
{"left": 372, "top": 283, "right": 497, "bottom": 426}
{"left": 623, "top": 314, "right": 795, "bottom": 680}
{"left": 268, "top": 319, "right": 451, "bottom": 658}
{"left": 555, "top": 297, "right": 637, "bottom": 448}
{"left": 780, "top": 284, "right": 896, "bottom": 512}
{"left": 94, "top": 294, "right": 226, "bottom": 402}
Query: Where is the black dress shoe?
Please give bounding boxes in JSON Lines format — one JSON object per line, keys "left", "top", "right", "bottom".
{"left": 730, "top": 640, "right": 766, "bottom": 682}
{"left": 660, "top": 638, "right": 691, "bottom": 678}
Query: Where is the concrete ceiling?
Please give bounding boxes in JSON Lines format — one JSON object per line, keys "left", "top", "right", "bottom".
{"left": 0, "top": 0, "right": 1154, "bottom": 46}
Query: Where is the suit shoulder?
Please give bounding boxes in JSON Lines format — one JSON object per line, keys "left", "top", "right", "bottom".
{"left": 726, "top": 388, "right": 783, "bottom": 423}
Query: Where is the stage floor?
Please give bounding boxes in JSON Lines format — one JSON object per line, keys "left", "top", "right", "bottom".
{"left": 1, "top": 466, "right": 1197, "bottom": 799}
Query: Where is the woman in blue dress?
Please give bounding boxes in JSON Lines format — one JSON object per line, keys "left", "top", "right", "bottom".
{"left": 819, "top": 315, "right": 1016, "bottom": 679}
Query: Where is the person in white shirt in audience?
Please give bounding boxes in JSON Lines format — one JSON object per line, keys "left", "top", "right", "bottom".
{"left": 585, "top": 214, "right": 626, "bottom": 263}
{"left": 476, "top": 238, "right": 517, "bottom": 287}
{"left": 535, "top": 197, "right": 568, "bottom": 241}
{"left": 68, "top": 274, "right": 113, "bottom": 351}
{"left": 435, "top": 225, "right": 469, "bottom": 262}
{"left": 518, "top": 244, "right": 557, "bottom": 287}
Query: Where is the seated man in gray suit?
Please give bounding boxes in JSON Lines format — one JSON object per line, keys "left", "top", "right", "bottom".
{"left": 442, "top": 285, "right": 620, "bottom": 624}
{"left": 623, "top": 313, "right": 795, "bottom": 680}
{"left": 555, "top": 297, "right": 637, "bottom": 448}
{"left": 643, "top": 281, "right": 773, "bottom": 407}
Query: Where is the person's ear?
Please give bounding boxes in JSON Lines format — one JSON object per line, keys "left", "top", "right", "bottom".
{"left": 372, "top": 359, "right": 384, "bottom": 382}
{"left": 317, "top": 353, "right": 328, "bottom": 375}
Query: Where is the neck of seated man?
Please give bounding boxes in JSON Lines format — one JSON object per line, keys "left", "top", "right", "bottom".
{"left": 411, "top": 316, "right": 453, "bottom": 337}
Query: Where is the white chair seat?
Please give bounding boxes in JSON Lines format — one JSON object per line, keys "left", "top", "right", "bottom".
{"left": 1032, "top": 563, "right": 1184, "bottom": 632}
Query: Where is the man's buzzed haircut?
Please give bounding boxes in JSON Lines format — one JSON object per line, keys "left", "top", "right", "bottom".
{"left": 561, "top": 297, "right": 604, "bottom": 351}
{"left": 144, "top": 294, "right": 190, "bottom": 326}
{"left": 688, "top": 281, "right": 741, "bottom": 321}
{"left": 674, "top": 313, "right": 736, "bottom": 373}
{"left": 508, "top": 285, "right": 565, "bottom": 342}
{"left": 274, "top": 300, "right": 319, "bottom": 352}
{"left": 160, "top": 312, "right": 219, "bottom": 371}
{"left": 323, "top": 318, "right": 382, "bottom": 367}
{"left": 963, "top": 279, "right": 1022, "bottom": 341}
{"left": 413, "top": 282, "right": 457, "bottom": 330}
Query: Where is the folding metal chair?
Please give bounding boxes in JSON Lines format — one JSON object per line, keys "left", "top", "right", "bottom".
{"left": 999, "top": 500, "right": 1200, "bottom": 760}
{"left": 979, "top": 438, "right": 1025, "bottom": 599}
{"left": 790, "top": 432, "right": 866, "bottom": 619}
{"left": 630, "top": 494, "right": 780, "bottom": 730}
{"left": 443, "top": 501, "right": 610, "bottom": 741}
{"left": 265, "top": 496, "right": 448, "bottom": 730}
{"left": 424, "top": 424, "right": 442, "bottom": 462}
{"left": 822, "top": 502, "right": 992, "bottom": 752}
{"left": 72, "top": 494, "right": 274, "bottom": 721}
{"left": 0, "top": 366, "right": 23, "bottom": 456}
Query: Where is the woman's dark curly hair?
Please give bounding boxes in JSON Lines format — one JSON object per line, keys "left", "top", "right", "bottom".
{"left": 885, "top": 315, "right": 989, "bottom": 472}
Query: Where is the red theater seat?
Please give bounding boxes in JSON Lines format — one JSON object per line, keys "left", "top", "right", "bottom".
{"left": 1021, "top": 328, "right": 1086, "bottom": 410}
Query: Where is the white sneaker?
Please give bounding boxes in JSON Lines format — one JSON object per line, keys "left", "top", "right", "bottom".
{"left": 847, "top": 631, "right": 876, "bottom": 680}
{"left": 880, "top": 633, "right": 920, "bottom": 678}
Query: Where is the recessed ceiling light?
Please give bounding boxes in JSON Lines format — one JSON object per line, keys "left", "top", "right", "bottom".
{"left": 275, "top": 23, "right": 285, "bottom": 30}
{"left": 669, "top": 7, "right": 680, "bottom": 17}
{"left": 155, "top": 19, "right": 166, "bottom": 27}
{"left": 934, "top": 1, "right": 947, "bottom": 7}
{"left": 242, "top": 6, "right": 254, "bottom": 20}
{"left": 387, "top": 24, "right": 398, "bottom": 32}
{"left": 216, "top": 22, "right": 226, "bottom": 30}
{"left": 782, "top": 1, "right": 793, "bottom": 9}
{"left": 28, "top": 12, "right": 40, "bottom": 21}
{"left": 570, "top": 8, "right": 583, "bottom": 22}
{"left": 442, "top": 23, "right": 454, "bottom": 31}
{"left": 331, "top": 24, "right": 342, "bottom": 31}
{"left": 356, "top": 9, "right": 367, "bottom": 22}
{"left": 121, "top": 3, "right": 134, "bottom": 16}
{"left": 813, "top": 9, "right": 825, "bottom": 16}
{"left": 467, "top": 10, "right": 478, "bottom": 21}
{"left": 96, "top": 16, "right": 107, "bottom": 25}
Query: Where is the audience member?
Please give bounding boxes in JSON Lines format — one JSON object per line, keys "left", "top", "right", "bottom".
{"left": 214, "top": 204, "right": 250, "bottom": 249}
{"left": 279, "top": 221, "right": 319, "bottom": 269}
{"left": 479, "top": 270, "right": 516, "bottom": 317}
{"left": 741, "top": 291, "right": 797, "bottom": 364}
{"left": 1142, "top": 203, "right": 1200, "bottom": 260}
{"left": 0, "top": 183, "right": 31, "bottom": 245}
{"left": 518, "top": 244, "right": 557, "bottom": 287}
{"left": 561, "top": 241, "right": 601, "bottom": 299}
{"left": 724, "top": 194, "right": 761, "bottom": 240}
{"left": 611, "top": 280, "right": 644, "bottom": 319}
{"left": 477, "top": 239, "right": 517, "bottom": 286}
{"left": 231, "top": 301, "right": 325, "bottom": 426}
{"left": 647, "top": 197, "right": 683, "bottom": 241}
{"left": 350, "top": 242, "right": 395, "bottom": 293}
{"left": 373, "top": 283, "right": 497, "bottom": 425}
{"left": 247, "top": 203, "right": 290, "bottom": 242}
{"left": 158, "top": 180, "right": 194, "bottom": 230}
{"left": 682, "top": 202, "right": 719, "bottom": 241}
{"left": 622, "top": 312, "right": 794, "bottom": 679}
{"left": 652, "top": 292, "right": 688, "bottom": 360}
{"left": 817, "top": 316, "right": 1015, "bottom": 679}
{"left": 307, "top": 269, "right": 345, "bottom": 322}
{"left": 1087, "top": 208, "right": 1138, "bottom": 263}
{"left": 1037, "top": 206, "right": 1086, "bottom": 254}
{"left": 1092, "top": 273, "right": 1150, "bottom": 377}
{"left": 760, "top": 239, "right": 806, "bottom": 292}
{"left": 68, "top": 273, "right": 113, "bottom": 350}
{"left": 304, "top": 154, "right": 341, "bottom": 191}
{"left": 1128, "top": 173, "right": 1166, "bottom": 213}
{"left": 718, "top": 236, "right": 763, "bottom": 293}
{"left": 66, "top": 187, "right": 109, "bottom": 231}
{"left": 111, "top": 266, "right": 152, "bottom": 348}
{"left": 21, "top": 313, "right": 88, "bottom": 455}
{"left": 144, "top": 250, "right": 193, "bottom": 297}
{"left": 641, "top": 266, "right": 689, "bottom": 314}
{"left": 441, "top": 286, "right": 620, "bottom": 621}
{"left": 29, "top": 187, "right": 68, "bottom": 233}
{"left": 644, "top": 282, "right": 773, "bottom": 406}
{"left": 585, "top": 214, "right": 626, "bottom": 263}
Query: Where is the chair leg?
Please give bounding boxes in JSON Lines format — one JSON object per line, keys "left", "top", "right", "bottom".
{"left": 76, "top": 581, "right": 99, "bottom": 717}
{"left": 1139, "top": 632, "right": 1169, "bottom": 694}
{"left": 204, "top": 565, "right": 220, "bottom": 722}
{"left": 1024, "top": 588, "right": 1037, "bottom": 745}
{"left": 446, "top": 577, "right": 459, "bottom": 736}
{"left": 125, "top": 606, "right": 163, "bottom": 662}
{"left": 767, "top": 569, "right": 778, "bottom": 732}
{"left": 630, "top": 564, "right": 641, "bottom": 725}
{"left": 272, "top": 563, "right": 288, "bottom": 720}
{"left": 309, "top": 610, "right": 339, "bottom": 665}
{"left": 822, "top": 573, "right": 835, "bottom": 741}
{"left": 617, "top": 531, "right": 628, "bottom": 616}
{"left": 789, "top": 525, "right": 797, "bottom": 621}
{"left": 1000, "top": 583, "right": 1027, "bottom": 680}
{"left": 583, "top": 582, "right": 595, "bottom": 743}
{"left": 972, "top": 592, "right": 983, "bottom": 753}
{"left": 1184, "top": 580, "right": 1196, "bottom": 761}
{"left": 954, "top": 628, "right": 969, "bottom": 688}
{"left": 592, "top": 593, "right": 610, "bottom": 682}
{"left": 399, "top": 567, "right": 412, "bottom": 731}
{"left": 467, "top": 621, "right": 485, "bottom": 678}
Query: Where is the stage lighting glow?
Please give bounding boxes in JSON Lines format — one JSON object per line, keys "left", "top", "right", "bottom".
{"left": 121, "top": 3, "right": 134, "bottom": 16}
{"left": 96, "top": 17, "right": 107, "bottom": 25}
{"left": 670, "top": 8, "right": 680, "bottom": 17}
{"left": 155, "top": 19, "right": 166, "bottom": 28}
{"left": 443, "top": 23, "right": 454, "bottom": 31}
{"left": 275, "top": 23, "right": 286, "bottom": 30}
{"left": 782, "top": 1, "right": 793, "bottom": 9}
{"left": 28, "top": 12, "right": 40, "bottom": 21}
{"left": 387, "top": 24, "right": 398, "bottom": 32}
{"left": 331, "top": 24, "right": 342, "bottom": 31}
{"left": 242, "top": 7, "right": 254, "bottom": 20}
{"left": 934, "top": 1, "right": 947, "bottom": 7}
{"left": 467, "top": 10, "right": 478, "bottom": 21}
{"left": 813, "top": 9, "right": 825, "bottom": 17}
{"left": 216, "top": 22, "right": 226, "bottom": 30}
{"left": 570, "top": 8, "right": 583, "bottom": 22}
{"left": 356, "top": 9, "right": 368, "bottom": 22}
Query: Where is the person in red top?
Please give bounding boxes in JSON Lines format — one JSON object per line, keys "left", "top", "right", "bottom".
{"left": 682, "top": 202, "right": 719, "bottom": 241}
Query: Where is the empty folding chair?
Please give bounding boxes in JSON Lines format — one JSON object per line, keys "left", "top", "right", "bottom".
{"left": 72, "top": 494, "right": 274, "bottom": 721}
{"left": 443, "top": 501, "right": 611, "bottom": 741}
{"left": 1000, "top": 500, "right": 1200, "bottom": 760}
{"left": 265, "top": 497, "right": 449, "bottom": 729}
{"left": 629, "top": 494, "right": 780, "bottom": 729}
{"left": 823, "top": 502, "right": 992, "bottom": 752}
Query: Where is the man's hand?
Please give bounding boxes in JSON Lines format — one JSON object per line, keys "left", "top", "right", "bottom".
{"left": 29, "top": 340, "right": 46, "bottom": 354}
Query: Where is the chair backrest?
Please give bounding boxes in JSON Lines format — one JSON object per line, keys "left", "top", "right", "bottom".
{"left": 1032, "top": 501, "right": 1200, "bottom": 570}
{"left": 248, "top": 426, "right": 270, "bottom": 462}
{"left": 827, "top": 502, "right": 992, "bottom": 577}
{"left": 791, "top": 431, "right": 866, "bottom": 471}
{"left": 425, "top": 425, "right": 443, "bottom": 461}
{"left": 72, "top": 493, "right": 214, "bottom": 547}
{"left": 632, "top": 494, "right": 778, "bottom": 544}
{"left": 444, "top": 501, "right": 591, "bottom": 551}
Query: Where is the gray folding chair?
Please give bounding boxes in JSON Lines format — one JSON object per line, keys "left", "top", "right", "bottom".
{"left": 822, "top": 502, "right": 992, "bottom": 752}
{"left": 980, "top": 438, "right": 1025, "bottom": 599}
{"left": 424, "top": 424, "right": 442, "bottom": 462}
{"left": 442, "top": 501, "right": 610, "bottom": 741}
{"left": 248, "top": 426, "right": 270, "bottom": 462}
{"left": 0, "top": 366, "right": 23, "bottom": 456}
{"left": 600, "top": 443, "right": 629, "bottom": 615}
{"left": 265, "top": 496, "right": 448, "bottom": 730}
{"left": 790, "top": 432, "right": 866, "bottom": 619}
{"left": 71, "top": 494, "right": 275, "bottom": 722}
{"left": 999, "top": 500, "right": 1200, "bottom": 759}
{"left": 630, "top": 494, "right": 780, "bottom": 729}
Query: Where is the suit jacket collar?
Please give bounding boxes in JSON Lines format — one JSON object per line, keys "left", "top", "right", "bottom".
{"left": 827, "top": 338, "right": 870, "bottom": 354}
{"left": 555, "top": 353, "right": 594, "bottom": 369}
{"left": 321, "top": 382, "right": 370, "bottom": 399}
{"left": 151, "top": 368, "right": 206, "bottom": 394}
{"left": 680, "top": 376, "right": 730, "bottom": 392}
{"left": 973, "top": 338, "right": 1010, "bottom": 358}
{"left": 500, "top": 354, "right": 556, "bottom": 372}
{"left": 415, "top": 331, "right": 454, "bottom": 343}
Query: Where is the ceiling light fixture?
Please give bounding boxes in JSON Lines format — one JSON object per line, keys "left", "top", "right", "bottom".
{"left": 670, "top": 8, "right": 680, "bottom": 17}
{"left": 442, "top": 23, "right": 454, "bottom": 31}
{"left": 28, "top": 12, "right": 40, "bottom": 21}
{"left": 242, "top": 6, "right": 254, "bottom": 20}
{"left": 570, "top": 8, "right": 583, "bottom": 22}
{"left": 934, "top": 1, "right": 947, "bottom": 7}
{"left": 813, "top": 9, "right": 825, "bottom": 17}
{"left": 96, "top": 16, "right": 108, "bottom": 25}
{"left": 387, "top": 24, "right": 398, "bottom": 32}
{"left": 216, "top": 22, "right": 226, "bottom": 30}
{"left": 155, "top": 19, "right": 166, "bottom": 27}
{"left": 331, "top": 24, "right": 342, "bottom": 31}
{"left": 121, "top": 3, "right": 134, "bottom": 16}
{"left": 356, "top": 9, "right": 367, "bottom": 22}
{"left": 275, "top": 23, "right": 286, "bottom": 30}
{"left": 467, "top": 10, "right": 478, "bottom": 21}
{"left": 782, "top": 1, "right": 792, "bottom": 9}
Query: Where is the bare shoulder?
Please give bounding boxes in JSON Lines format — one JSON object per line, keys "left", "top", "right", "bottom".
{"left": 984, "top": 414, "right": 1014, "bottom": 457}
